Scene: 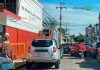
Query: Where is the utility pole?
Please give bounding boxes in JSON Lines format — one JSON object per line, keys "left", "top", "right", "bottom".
{"left": 56, "top": 2, "right": 66, "bottom": 44}
{"left": 98, "top": 13, "right": 100, "bottom": 42}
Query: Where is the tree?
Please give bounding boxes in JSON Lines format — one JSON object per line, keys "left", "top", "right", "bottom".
{"left": 58, "top": 28, "right": 66, "bottom": 36}
{"left": 70, "top": 34, "right": 85, "bottom": 42}
{"left": 76, "top": 33, "right": 85, "bottom": 42}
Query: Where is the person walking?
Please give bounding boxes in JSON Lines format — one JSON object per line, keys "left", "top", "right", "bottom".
{"left": 1, "top": 34, "right": 12, "bottom": 62}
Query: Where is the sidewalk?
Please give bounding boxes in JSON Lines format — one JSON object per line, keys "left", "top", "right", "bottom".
{"left": 13, "top": 58, "right": 26, "bottom": 69}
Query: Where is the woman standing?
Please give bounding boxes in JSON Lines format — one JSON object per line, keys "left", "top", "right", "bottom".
{"left": 1, "top": 34, "right": 12, "bottom": 62}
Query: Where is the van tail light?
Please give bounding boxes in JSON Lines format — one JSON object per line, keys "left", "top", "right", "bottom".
{"left": 53, "top": 46, "right": 56, "bottom": 53}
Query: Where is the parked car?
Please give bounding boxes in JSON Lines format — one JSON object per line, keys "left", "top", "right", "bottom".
{"left": 26, "top": 39, "right": 61, "bottom": 69}
{"left": 93, "top": 42, "right": 100, "bottom": 63}
{"left": 92, "top": 42, "right": 100, "bottom": 59}
{"left": 83, "top": 43, "right": 92, "bottom": 57}
{"left": 69, "top": 43, "right": 78, "bottom": 56}
{"left": 63, "top": 43, "right": 70, "bottom": 54}
{"left": 0, "top": 53, "right": 14, "bottom": 70}
{"left": 96, "top": 47, "right": 100, "bottom": 63}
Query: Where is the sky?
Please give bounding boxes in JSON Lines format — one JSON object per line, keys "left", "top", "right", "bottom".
{"left": 38, "top": 0, "right": 100, "bottom": 35}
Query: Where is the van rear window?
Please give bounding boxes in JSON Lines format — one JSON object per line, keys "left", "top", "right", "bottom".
{"left": 32, "top": 40, "right": 53, "bottom": 47}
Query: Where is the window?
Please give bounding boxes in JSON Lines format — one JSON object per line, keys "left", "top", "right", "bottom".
{"left": 3, "top": 0, "right": 17, "bottom": 14}
{"left": 7, "top": 0, "right": 16, "bottom": 13}
{"left": 32, "top": 40, "right": 53, "bottom": 47}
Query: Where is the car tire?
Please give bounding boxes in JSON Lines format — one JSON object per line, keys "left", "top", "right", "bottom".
{"left": 55, "top": 60, "right": 60, "bottom": 69}
{"left": 26, "top": 61, "right": 32, "bottom": 69}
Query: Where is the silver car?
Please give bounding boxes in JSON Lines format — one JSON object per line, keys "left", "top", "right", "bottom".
{"left": 26, "top": 39, "right": 61, "bottom": 69}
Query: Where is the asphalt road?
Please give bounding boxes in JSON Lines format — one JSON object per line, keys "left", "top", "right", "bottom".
{"left": 17, "top": 54, "right": 100, "bottom": 70}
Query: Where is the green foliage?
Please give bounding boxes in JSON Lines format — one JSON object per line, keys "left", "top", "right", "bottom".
{"left": 70, "top": 34, "right": 85, "bottom": 42}
{"left": 63, "top": 39, "right": 66, "bottom": 42}
{"left": 70, "top": 35, "right": 75, "bottom": 39}
{"left": 58, "top": 28, "right": 66, "bottom": 36}
{"left": 75, "top": 33, "right": 85, "bottom": 42}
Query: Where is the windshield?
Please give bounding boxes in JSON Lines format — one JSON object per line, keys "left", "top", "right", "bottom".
{"left": 32, "top": 40, "right": 53, "bottom": 47}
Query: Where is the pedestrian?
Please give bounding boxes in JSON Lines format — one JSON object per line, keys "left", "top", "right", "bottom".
{"left": 1, "top": 34, "right": 12, "bottom": 62}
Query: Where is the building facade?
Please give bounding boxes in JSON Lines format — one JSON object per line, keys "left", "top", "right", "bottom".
{"left": 0, "top": 0, "right": 42, "bottom": 59}
{"left": 85, "top": 24, "right": 94, "bottom": 43}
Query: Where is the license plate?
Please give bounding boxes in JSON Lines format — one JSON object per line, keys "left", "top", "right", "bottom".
{"left": 38, "top": 52, "right": 47, "bottom": 56}
{"left": 35, "top": 49, "right": 48, "bottom": 52}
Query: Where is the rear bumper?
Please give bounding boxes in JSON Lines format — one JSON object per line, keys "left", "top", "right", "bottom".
{"left": 26, "top": 56, "right": 58, "bottom": 63}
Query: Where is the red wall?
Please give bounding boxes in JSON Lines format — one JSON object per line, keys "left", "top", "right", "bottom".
{"left": 5, "top": 26, "right": 41, "bottom": 59}
{"left": 18, "top": 28, "right": 41, "bottom": 52}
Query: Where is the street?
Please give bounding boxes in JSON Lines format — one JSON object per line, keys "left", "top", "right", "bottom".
{"left": 0, "top": 0, "right": 100, "bottom": 70}
{"left": 17, "top": 54, "right": 100, "bottom": 70}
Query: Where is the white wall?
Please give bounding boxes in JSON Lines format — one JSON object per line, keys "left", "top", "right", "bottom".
{"left": 17, "top": 0, "right": 42, "bottom": 33}
{"left": 0, "top": 0, "right": 42, "bottom": 33}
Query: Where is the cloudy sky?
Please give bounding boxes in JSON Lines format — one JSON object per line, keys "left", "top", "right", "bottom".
{"left": 38, "top": 0, "right": 100, "bottom": 35}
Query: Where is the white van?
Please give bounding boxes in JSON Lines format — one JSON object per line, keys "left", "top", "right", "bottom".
{"left": 26, "top": 39, "right": 61, "bottom": 69}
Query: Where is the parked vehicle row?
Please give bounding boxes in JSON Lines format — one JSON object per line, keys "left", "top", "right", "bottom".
{"left": 62, "top": 43, "right": 70, "bottom": 54}
{"left": 81, "top": 42, "right": 100, "bottom": 63}
{"left": 92, "top": 42, "right": 100, "bottom": 63}
{"left": 69, "top": 42, "right": 93, "bottom": 58}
